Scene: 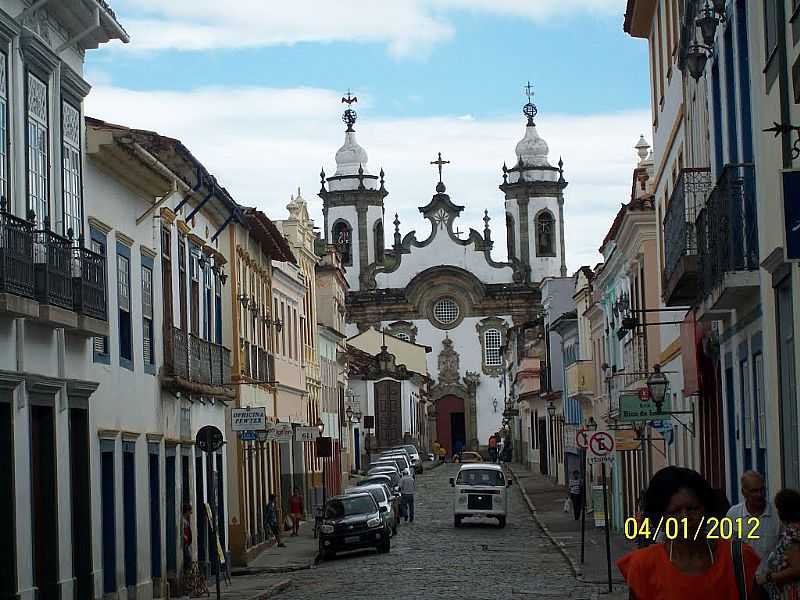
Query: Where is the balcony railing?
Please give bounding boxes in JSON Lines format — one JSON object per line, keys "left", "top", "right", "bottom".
{"left": 166, "top": 326, "right": 231, "bottom": 387}
{"left": 696, "top": 163, "right": 759, "bottom": 300}
{"left": 662, "top": 168, "right": 711, "bottom": 305}
{"left": 34, "top": 228, "right": 74, "bottom": 310}
{"left": 0, "top": 208, "right": 35, "bottom": 298}
{"left": 72, "top": 246, "right": 107, "bottom": 320}
{"left": 0, "top": 205, "right": 108, "bottom": 322}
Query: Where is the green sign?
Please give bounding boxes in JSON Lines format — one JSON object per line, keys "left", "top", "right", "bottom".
{"left": 618, "top": 391, "right": 672, "bottom": 422}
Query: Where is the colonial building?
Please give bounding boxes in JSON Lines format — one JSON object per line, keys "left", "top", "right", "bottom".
{"left": 322, "top": 92, "right": 564, "bottom": 453}
{"left": 315, "top": 241, "right": 349, "bottom": 495}
{"left": 226, "top": 206, "right": 294, "bottom": 566}
{"left": 0, "top": 4, "right": 126, "bottom": 599}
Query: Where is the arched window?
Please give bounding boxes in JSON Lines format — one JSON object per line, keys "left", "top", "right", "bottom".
{"left": 535, "top": 210, "right": 556, "bottom": 257}
{"left": 506, "top": 213, "right": 516, "bottom": 259}
{"left": 332, "top": 220, "right": 352, "bottom": 265}
{"left": 484, "top": 328, "right": 502, "bottom": 366}
{"left": 373, "top": 220, "right": 384, "bottom": 263}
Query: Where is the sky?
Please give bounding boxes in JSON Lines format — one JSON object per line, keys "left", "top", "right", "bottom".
{"left": 86, "top": 0, "right": 651, "bottom": 272}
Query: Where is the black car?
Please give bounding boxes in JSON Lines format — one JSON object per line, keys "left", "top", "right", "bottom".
{"left": 318, "top": 492, "right": 391, "bottom": 559}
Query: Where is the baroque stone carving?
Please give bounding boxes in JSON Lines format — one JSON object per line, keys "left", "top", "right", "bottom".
{"left": 437, "top": 337, "right": 460, "bottom": 384}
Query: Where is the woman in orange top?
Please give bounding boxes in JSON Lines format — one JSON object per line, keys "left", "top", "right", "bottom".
{"left": 618, "top": 466, "right": 761, "bottom": 600}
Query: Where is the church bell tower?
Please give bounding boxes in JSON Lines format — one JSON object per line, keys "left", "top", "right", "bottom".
{"left": 319, "top": 91, "right": 388, "bottom": 292}
{"left": 500, "top": 84, "right": 568, "bottom": 282}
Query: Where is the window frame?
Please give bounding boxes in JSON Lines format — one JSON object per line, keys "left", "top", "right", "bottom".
{"left": 91, "top": 227, "right": 110, "bottom": 364}
{"left": 0, "top": 51, "right": 8, "bottom": 207}
{"left": 26, "top": 70, "right": 49, "bottom": 227}
{"left": 117, "top": 242, "right": 133, "bottom": 371}
{"left": 142, "top": 254, "right": 156, "bottom": 375}
{"left": 61, "top": 100, "right": 82, "bottom": 240}
{"left": 484, "top": 328, "right": 502, "bottom": 367}
{"left": 534, "top": 209, "right": 556, "bottom": 257}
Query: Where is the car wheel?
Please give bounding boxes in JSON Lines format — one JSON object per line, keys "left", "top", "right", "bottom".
{"left": 454, "top": 516, "right": 462, "bottom": 528}
{"left": 318, "top": 542, "right": 333, "bottom": 560}
{"left": 498, "top": 516, "right": 506, "bottom": 528}
{"left": 377, "top": 537, "right": 391, "bottom": 553}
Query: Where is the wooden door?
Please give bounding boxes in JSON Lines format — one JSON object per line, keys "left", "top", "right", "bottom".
{"left": 375, "top": 380, "right": 402, "bottom": 450}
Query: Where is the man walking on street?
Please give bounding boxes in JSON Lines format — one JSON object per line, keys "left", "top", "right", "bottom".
{"left": 400, "top": 469, "right": 416, "bottom": 523}
{"left": 568, "top": 470, "right": 583, "bottom": 521}
{"left": 726, "top": 471, "right": 781, "bottom": 563}
{"left": 265, "top": 493, "right": 286, "bottom": 547}
{"left": 488, "top": 434, "right": 498, "bottom": 463}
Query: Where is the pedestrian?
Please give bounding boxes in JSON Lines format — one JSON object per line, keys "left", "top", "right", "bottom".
{"left": 568, "top": 470, "right": 583, "bottom": 521}
{"left": 726, "top": 471, "right": 782, "bottom": 564}
{"left": 399, "top": 468, "right": 416, "bottom": 523}
{"left": 181, "top": 504, "right": 193, "bottom": 569}
{"left": 488, "top": 434, "right": 498, "bottom": 463}
{"left": 289, "top": 488, "right": 304, "bottom": 537}
{"left": 265, "top": 493, "right": 286, "bottom": 548}
{"left": 756, "top": 488, "right": 800, "bottom": 599}
{"left": 618, "top": 466, "right": 761, "bottom": 600}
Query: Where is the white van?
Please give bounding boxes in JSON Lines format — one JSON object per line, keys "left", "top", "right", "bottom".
{"left": 450, "top": 463, "right": 511, "bottom": 528}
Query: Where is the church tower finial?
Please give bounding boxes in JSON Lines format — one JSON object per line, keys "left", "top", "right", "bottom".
{"left": 341, "top": 89, "right": 358, "bottom": 132}
{"left": 523, "top": 81, "right": 538, "bottom": 126}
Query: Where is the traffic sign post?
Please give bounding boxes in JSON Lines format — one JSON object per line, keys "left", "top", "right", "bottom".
{"left": 196, "top": 425, "right": 224, "bottom": 600}
{"left": 587, "top": 431, "right": 615, "bottom": 594}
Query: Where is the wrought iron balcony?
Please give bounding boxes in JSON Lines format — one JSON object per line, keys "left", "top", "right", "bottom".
{"left": 662, "top": 167, "right": 711, "bottom": 306}
{"left": 166, "top": 326, "right": 231, "bottom": 388}
{"left": 696, "top": 163, "right": 760, "bottom": 311}
{"left": 0, "top": 205, "right": 108, "bottom": 327}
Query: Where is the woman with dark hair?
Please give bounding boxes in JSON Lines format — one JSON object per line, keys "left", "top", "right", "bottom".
{"left": 756, "top": 488, "right": 800, "bottom": 599}
{"left": 618, "top": 466, "right": 760, "bottom": 599}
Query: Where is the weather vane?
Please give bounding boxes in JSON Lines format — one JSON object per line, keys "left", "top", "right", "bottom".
{"left": 523, "top": 80, "right": 538, "bottom": 125}
{"left": 430, "top": 152, "right": 450, "bottom": 184}
{"left": 341, "top": 88, "right": 358, "bottom": 132}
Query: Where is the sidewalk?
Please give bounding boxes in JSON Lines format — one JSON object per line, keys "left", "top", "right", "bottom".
{"left": 508, "top": 463, "right": 632, "bottom": 599}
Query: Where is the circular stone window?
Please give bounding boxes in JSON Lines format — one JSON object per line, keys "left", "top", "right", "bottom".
{"left": 433, "top": 297, "right": 460, "bottom": 326}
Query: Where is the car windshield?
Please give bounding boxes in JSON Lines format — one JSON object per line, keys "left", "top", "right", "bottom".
{"left": 325, "top": 495, "right": 377, "bottom": 518}
{"left": 403, "top": 445, "right": 418, "bottom": 455}
{"left": 456, "top": 469, "right": 505, "bottom": 486}
{"left": 367, "top": 488, "right": 386, "bottom": 503}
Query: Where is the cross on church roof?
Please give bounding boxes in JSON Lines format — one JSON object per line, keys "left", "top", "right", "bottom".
{"left": 524, "top": 81, "right": 534, "bottom": 101}
{"left": 430, "top": 152, "right": 450, "bottom": 184}
{"left": 523, "top": 81, "right": 538, "bottom": 125}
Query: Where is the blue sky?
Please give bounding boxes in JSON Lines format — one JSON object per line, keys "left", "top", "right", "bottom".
{"left": 87, "top": 0, "right": 651, "bottom": 270}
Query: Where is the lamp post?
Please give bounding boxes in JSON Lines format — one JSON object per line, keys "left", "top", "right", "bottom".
{"left": 547, "top": 400, "right": 559, "bottom": 482}
{"left": 580, "top": 416, "right": 598, "bottom": 565}
{"left": 646, "top": 364, "right": 669, "bottom": 413}
{"left": 316, "top": 418, "right": 326, "bottom": 505}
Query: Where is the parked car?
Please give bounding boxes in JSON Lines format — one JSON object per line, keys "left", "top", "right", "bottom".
{"left": 367, "top": 468, "right": 402, "bottom": 491}
{"left": 368, "top": 461, "right": 401, "bottom": 475}
{"left": 450, "top": 463, "right": 511, "bottom": 528}
{"left": 346, "top": 484, "right": 398, "bottom": 535}
{"left": 318, "top": 492, "right": 391, "bottom": 559}
{"left": 357, "top": 474, "right": 398, "bottom": 493}
{"left": 454, "top": 451, "right": 483, "bottom": 464}
{"left": 387, "top": 445, "right": 422, "bottom": 473}
{"left": 380, "top": 453, "right": 413, "bottom": 477}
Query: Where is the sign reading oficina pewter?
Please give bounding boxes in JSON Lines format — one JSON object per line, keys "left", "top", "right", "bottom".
{"left": 618, "top": 391, "right": 672, "bottom": 422}
{"left": 196, "top": 425, "right": 224, "bottom": 453}
{"left": 295, "top": 426, "right": 320, "bottom": 442}
{"left": 231, "top": 407, "right": 267, "bottom": 432}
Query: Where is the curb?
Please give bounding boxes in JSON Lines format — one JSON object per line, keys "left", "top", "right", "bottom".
{"left": 508, "top": 465, "right": 583, "bottom": 579}
{"left": 243, "top": 578, "right": 292, "bottom": 599}
{"left": 232, "top": 559, "right": 315, "bottom": 576}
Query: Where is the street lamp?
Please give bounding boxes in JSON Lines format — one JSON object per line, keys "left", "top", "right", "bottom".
{"left": 547, "top": 400, "right": 556, "bottom": 418}
{"left": 316, "top": 418, "right": 325, "bottom": 435}
{"left": 646, "top": 364, "right": 669, "bottom": 412}
{"left": 345, "top": 405, "right": 353, "bottom": 422}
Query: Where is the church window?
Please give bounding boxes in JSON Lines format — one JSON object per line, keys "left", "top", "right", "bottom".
{"left": 373, "top": 220, "right": 384, "bottom": 263}
{"left": 535, "top": 210, "right": 556, "bottom": 257}
{"left": 395, "top": 332, "right": 411, "bottom": 342}
{"left": 433, "top": 298, "right": 459, "bottom": 325}
{"left": 332, "top": 220, "right": 352, "bottom": 265}
{"left": 506, "top": 213, "right": 516, "bottom": 259}
{"left": 484, "top": 329, "right": 502, "bottom": 366}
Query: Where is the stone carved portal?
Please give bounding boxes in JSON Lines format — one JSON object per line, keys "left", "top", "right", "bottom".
{"left": 429, "top": 338, "right": 480, "bottom": 452}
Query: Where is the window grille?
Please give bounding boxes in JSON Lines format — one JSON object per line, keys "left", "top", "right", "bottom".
{"left": 433, "top": 298, "right": 459, "bottom": 325}
{"left": 484, "top": 328, "right": 502, "bottom": 366}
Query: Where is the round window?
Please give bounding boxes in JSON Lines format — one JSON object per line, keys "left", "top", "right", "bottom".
{"left": 433, "top": 298, "right": 460, "bottom": 325}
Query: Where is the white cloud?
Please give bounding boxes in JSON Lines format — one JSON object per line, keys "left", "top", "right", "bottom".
{"left": 85, "top": 84, "right": 648, "bottom": 271}
{"left": 109, "top": 0, "right": 624, "bottom": 54}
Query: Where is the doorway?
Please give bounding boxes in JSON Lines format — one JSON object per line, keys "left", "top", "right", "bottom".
{"left": 31, "top": 404, "right": 58, "bottom": 600}
{"left": 538, "top": 418, "right": 548, "bottom": 475}
{"left": 436, "top": 395, "right": 465, "bottom": 456}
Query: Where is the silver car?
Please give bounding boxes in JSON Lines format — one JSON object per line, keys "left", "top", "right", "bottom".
{"left": 346, "top": 484, "right": 398, "bottom": 535}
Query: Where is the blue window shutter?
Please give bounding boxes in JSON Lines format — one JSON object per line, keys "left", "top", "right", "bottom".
{"left": 117, "top": 242, "right": 133, "bottom": 371}
{"left": 91, "top": 226, "right": 110, "bottom": 364}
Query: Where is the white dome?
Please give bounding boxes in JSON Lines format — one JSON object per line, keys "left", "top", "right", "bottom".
{"left": 515, "top": 123, "right": 550, "bottom": 167}
{"left": 335, "top": 131, "right": 369, "bottom": 176}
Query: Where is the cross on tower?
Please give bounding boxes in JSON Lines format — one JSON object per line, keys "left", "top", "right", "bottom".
{"left": 341, "top": 89, "right": 358, "bottom": 105}
{"left": 430, "top": 152, "right": 450, "bottom": 183}
{"left": 524, "top": 81, "right": 535, "bottom": 101}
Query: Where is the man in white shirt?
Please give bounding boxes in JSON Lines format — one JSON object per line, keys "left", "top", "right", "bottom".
{"left": 399, "top": 469, "right": 416, "bottom": 523}
{"left": 726, "top": 471, "right": 781, "bottom": 567}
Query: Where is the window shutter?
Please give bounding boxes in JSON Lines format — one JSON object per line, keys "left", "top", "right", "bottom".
{"left": 143, "top": 319, "right": 152, "bottom": 365}
{"left": 94, "top": 335, "right": 106, "bottom": 354}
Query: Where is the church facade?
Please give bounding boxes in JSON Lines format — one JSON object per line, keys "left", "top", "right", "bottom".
{"left": 320, "top": 93, "right": 568, "bottom": 454}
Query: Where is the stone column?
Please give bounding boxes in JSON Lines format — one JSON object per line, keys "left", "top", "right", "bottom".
{"left": 558, "top": 193, "right": 567, "bottom": 277}
{"left": 517, "top": 196, "right": 531, "bottom": 268}
{"left": 463, "top": 373, "right": 480, "bottom": 451}
{"left": 356, "top": 203, "right": 369, "bottom": 290}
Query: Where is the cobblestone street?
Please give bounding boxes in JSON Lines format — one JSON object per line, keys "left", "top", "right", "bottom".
{"left": 232, "top": 464, "right": 606, "bottom": 600}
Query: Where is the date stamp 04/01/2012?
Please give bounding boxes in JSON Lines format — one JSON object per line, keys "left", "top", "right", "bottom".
{"left": 624, "top": 517, "right": 762, "bottom": 541}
